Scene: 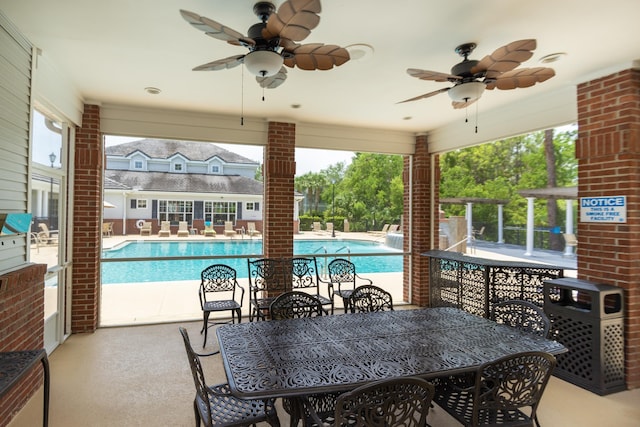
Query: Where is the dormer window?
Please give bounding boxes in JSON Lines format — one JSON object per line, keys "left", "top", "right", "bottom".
{"left": 211, "top": 165, "right": 220, "bottom": 174}
{"left": 174, "top": 163, "right": 183, "bottom": 172}
{"left": 134, "top": 160, "right": 143, "bottom": 169}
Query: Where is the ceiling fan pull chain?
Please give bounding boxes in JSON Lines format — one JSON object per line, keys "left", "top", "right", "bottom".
{"left": 475, "top": 100, "right": 479, "bottom": 133}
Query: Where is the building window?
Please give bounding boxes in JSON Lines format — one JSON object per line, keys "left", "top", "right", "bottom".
{"left": 134, "top": 160, "right": 143, "bottom": 169}
{"left": 204, "top": 201, "right": 236, "bottom": 225}
{"left": 159, "top": 200, "right": 193, "bottom": 224}
{"left": 246, "top": 202, "right": 259, "bottom": 211}
{"left": 211, "top": 165, "right": 220, "bottom": 174}
{"left": 174, "top": 163, "right": 183, "bottom": 171}
{"left": 136, "top": 199, "right": 147, "bottom": 209}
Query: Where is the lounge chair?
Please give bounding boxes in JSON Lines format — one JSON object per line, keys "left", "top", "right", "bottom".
{"left": 224, "top": 221, "right": 237, "bottom": 238}
{"left": 325, "top": 222, "right": 334, "bottom": 234}
{"left": 177, "top": 221, "right": 189, "bottom": 237}
{"left": 102, "top": 222, "right": 113, "bottom": 237}
{"left": 313, "top": 221, "right": 322, "bottom": 233}
{"left": 368, "top": 223, "right": 390, "bottom": 235}
{"left": 202, "top": 222, "right": 216, "bottom": 237}
{"left": 37, "top": 223, "right": 59, "bottom": 244}
{"left": 158, "top": 221, "right": 171, "bottom": 237}
{"left": 247, "top": 222, "right": 261, "bottom": 237}
{"left": 139, "top": 221, "right": 152, "bottom": 236}
{"left": 387, "top": 224, "right": 400, "bottom": 233}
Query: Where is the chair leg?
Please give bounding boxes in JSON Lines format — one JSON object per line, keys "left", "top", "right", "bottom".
{"left": 235, "top": 308, "right": 242, "bottom": 324}
{"left": 201, "top": 312, "right": 210, "bottom": 348}
{"left": 193, "top": 399, "right": 200, "bottom": 427}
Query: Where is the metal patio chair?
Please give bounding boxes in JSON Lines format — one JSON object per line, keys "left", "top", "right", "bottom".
{"left": 287, "top": 257, "right": 333, "bottom": 315}
{"left": 433, "top": 351, "right": 556, "bottom": 427}
{"left": 179, "top": 327, "right": 280, "bottom": 427}
{"left": 348, "top": 284, "right": 393, "bottom": 313}
{"left": 199, "top": 264, "right": 244, "bottom": 347}
{"left": 247, "top": 258, "right": 290, "bottom": 321}
{"left": 325, "top": 258, "right": 373, "bottom": 314}
{"left": 492, "top": 300, "right": 551, "bottom": 338}
{"left": 269, "top": 290, "right": 323, "bottom": 320}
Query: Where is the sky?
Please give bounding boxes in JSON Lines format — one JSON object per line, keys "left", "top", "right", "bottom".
{"left": 104, "top": 135, "right": 354, "bottom": 176}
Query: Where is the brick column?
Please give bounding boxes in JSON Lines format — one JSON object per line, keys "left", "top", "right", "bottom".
{"left": 0, "top": 263, "right": 46, "bottom": 426}
{"left": 403, "top": 134, "right": 438, "bottom": 306}
{"left": 72, "top": 104, "right": 102, "bottom": 332}
{"left": 576, "top": 68, "right": 640, "bottom": 388}
{"left": 263, "top": 121, "right": 296, "bottom": 259}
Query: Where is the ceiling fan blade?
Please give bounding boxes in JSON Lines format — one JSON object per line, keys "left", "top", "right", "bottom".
{"left": 264, "top": 0, "right": 321, "bottom": 41}
{"left": 283, "top": 43, "right": 350, "bottom": 70}
{"left": 486, "top": 67, "right": 555, "bottom": 90}
{"left": 397, "top": 87, "right": 450, "bottom": 104}
{"left": 257, "top": 67, "right": 288, "bottom": 89}
{"left": 192, "top": 55, "right": 245, "bottom": 71}
{"left": 407, "top": 68, "right": 462, "bottom": 82}
{"left": 472, "top": 39, "right": 536, "bottom": 78}
{"left": 452, "top": 98, "right": 479, "bottom": 109}
{"left": 180, "top": 10, "right": 255, "bottom": 47}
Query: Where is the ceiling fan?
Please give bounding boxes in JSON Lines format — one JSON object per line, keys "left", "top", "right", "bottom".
{"left": 180, "top": 0, "right": 350, "bottom": 89}
{"left": 399, "top": 39, "right": 555, "bottom": 108}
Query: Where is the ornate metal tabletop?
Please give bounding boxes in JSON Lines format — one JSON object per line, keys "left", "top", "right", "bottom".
{"left": 216, "top": 307, "right": 566, "bottom": 399}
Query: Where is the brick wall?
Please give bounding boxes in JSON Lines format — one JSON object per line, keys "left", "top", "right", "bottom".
{"left": 576, "top": 68, "right": 640, "bottom": 388}
{"left": 263, "top": 121, "right": 296, "bottom": 260}
{"left": 402, "top": 134, "right": 438, "bottom": 306}
{"left": 0, "top": 263, "right": 46, "bottom": 426}
{"left": 72, "top": 104, "right": 103, "bottom": 332}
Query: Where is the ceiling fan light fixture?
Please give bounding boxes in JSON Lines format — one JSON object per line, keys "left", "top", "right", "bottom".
{"left": 244, "top": 50, "right": 283, "bottom": 77}
{"left": 448, "top": 82, "right": 485, "bottom": 103}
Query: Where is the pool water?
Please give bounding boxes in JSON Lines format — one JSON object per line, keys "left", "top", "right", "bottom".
{"left": 101, "top": 239, "right": 402, "bottom": 284}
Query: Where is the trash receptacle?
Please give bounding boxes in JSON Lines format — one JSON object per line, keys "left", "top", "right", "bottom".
{"left": 544, "top": 278, "right": 625, "bottom": 395}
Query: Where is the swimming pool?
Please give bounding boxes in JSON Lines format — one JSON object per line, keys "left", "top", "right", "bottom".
{"left": 101, "top": 239, "right": 402, "bottom": 284}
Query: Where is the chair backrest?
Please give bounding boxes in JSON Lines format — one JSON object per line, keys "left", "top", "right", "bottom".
{"left": 471, "top": 351, "right": 556, "bottom": 426}
{"left": 200, "top": 264, "right": 240, "bottom": 306}
{"left": 247, "top": 258, "right": 291, "bottom": 295}
{"left": 224, "top": 221, "right": 234, "bottom": 231}
{"left": 288, "top": 257, "right": 322, "bottom": 294}
{"left": 380, "top": 223, "right": 389, "bottom": 233}
{"left": 327, "top": 258, "right": 372, "bottom": 291}
{"left": 179, "top": 327, "right": 214, "bottom": 426}
{"left": 38, "top": 223, "right": 51, "bottom": 236}
{"left": 313, "top": 221, "right": 322, "bottom": 231}
{"left": 160, "top": 221, "right": 170, "bottom": 231}
{"left": 388, "top": 224, "right": 400, "bottom": 233}
{"left": 178, "top": 221, "right": 188, "bottom": 231}
{"left": 326, "top": 222, "right": 334, "bottom": 232}
{"left": 269, "top": 291, "right": 323, "bottom": 320}
{"left": 204, "top": 221, "right": 213, "bottom": 230}
{"left": 334, "top": 376, "right": 435, "bottom": 427}
{"left": 492, "top": 300, "right": 550, "bottom": 338}
{"left": 349, "top": 285, "right": 393, "bottom": 313}
{"left": 140, "top": 221, "right": 152, "bottom": 231}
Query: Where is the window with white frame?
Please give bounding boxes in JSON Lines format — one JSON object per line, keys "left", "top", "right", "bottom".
{"left": 173, "top": 163, "right": 183, "bottom": 171}
{"left": 211, "top": 165, "right": 220, "bottom": 174}
{"left": 136, "top": 199, "right": 147, "bottom": 209}
{"left": 134, "top": 160, "right": 143, "bottom": 169}
{"left": 246, "top": 202, "right": 259, "bottom": 211}
{"left": 158, "top": 200, "right": 193, "bottom": 224}
{"left": 204, "top": 201, "right": 236, "bottom": 225}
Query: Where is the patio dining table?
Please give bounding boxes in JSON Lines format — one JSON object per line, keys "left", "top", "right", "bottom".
{"left": 216, "top": 307, "right": 566, "bottom": 400}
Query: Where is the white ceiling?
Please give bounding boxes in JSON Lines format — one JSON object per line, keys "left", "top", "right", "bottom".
{"left": 2, "top": 0, "right": 640, "bottom": 137}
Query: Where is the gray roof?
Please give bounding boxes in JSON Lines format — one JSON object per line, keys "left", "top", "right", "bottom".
{"left": 105, "top": 170, "right": 263, "bottom": 195}
{"left": 105, "top": 139, "right": 260, "bottom": 164}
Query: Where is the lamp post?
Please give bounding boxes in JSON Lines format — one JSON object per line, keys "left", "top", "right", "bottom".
{"left": 49, "top": 152, "right": 56, "bottom": 228}
{"left": 331, "top": 180, "right": 336, "bottom": 238}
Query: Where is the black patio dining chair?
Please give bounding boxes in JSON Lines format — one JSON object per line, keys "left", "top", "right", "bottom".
{"left": 433, "top": 351, "right": 557, "bottom": 427}
{"left": 178, "top": 327, "right": 280, "bottom": 427}
{"left": 328, "top": 376, "right": 435, "bottom": 427}
{"left": 492, "top": 300, "right": 551, "bottom": 338}
{"left": 325, "top": 258, "right": 373, "bottom": 314}
{"left": 247, "top": 258, "right": 290, "bottom": 321}
{"left": 269, "top": 290, "right": 324, "bottom": 320}
{"left": 348, "top": 284, "right": 394, "bottom": 313}
{"left": 199, "top": 264, "right": 244, "bottom": 348}
{"left": 287, "top": 257, "right": 333, "bottom": 315}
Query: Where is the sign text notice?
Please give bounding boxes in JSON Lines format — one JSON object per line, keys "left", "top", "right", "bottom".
{"left": 580, "top": 196, "right": 627, "bottom": 223}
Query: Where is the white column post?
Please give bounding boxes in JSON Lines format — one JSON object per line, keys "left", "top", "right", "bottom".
{"left": 466, "top": 202, "right": 473, "bottom": 247}
{"left": 524, "top": 197, "right": 535, "bottom": 256}
{"left": 497, "top": 204, "right": 504, "bottom": 244}
{"left": 563, "top": 199, "right": 575, "bottom": 257}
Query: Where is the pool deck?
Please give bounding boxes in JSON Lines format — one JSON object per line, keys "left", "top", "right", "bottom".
{"left": 32, "top": 230, "right": 577, "bottom": 326}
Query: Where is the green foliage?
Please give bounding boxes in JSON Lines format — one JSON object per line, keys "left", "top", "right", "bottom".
{"left": 440, "top": 127, "right": 577, "bottom": 232}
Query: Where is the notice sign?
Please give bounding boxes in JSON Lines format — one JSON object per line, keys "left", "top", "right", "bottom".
{"left": 580, "top": 196, "right": 627, "bottom": 223}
